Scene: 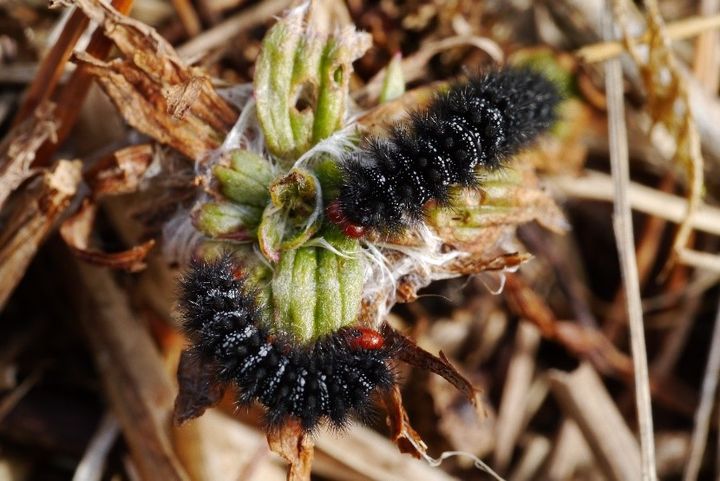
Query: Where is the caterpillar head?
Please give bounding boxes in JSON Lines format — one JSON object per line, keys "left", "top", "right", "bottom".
{"left": 332, "top": 158, "right": 405, "bottom": 236}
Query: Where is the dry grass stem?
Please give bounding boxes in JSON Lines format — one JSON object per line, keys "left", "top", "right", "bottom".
{"left": 577, "top": 13, "right": 720, "bottom": 63}
{"left": 177, "top": 0, "right": 292, "bottom": 61}
{"left": 682, "top": 296, "right": 720, "bottom": 481}
{"left": 692, "top": 0, "right": 720, "bottom": 92}
{"left": 494, "top": 323, "right": 541, "bottom": 471}
{"left": 71, "top": 414, "right": 120, "bottom": 481}
{"left": 604, "top": 4, "right": 657, "bottom": 479}
{"left": 549, "top": 364, "right": 641, "bottom": 481}
{"left": 613, "top": 0, "right": 704, "bottom": 268}
{"left": 548, "top": 171, "right": 720, "bottom": 236}
{"left": 677, "top": 249, "right": 720, "bottom": 273}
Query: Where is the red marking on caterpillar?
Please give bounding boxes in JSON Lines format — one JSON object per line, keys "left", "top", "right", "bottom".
{"left": 335, "top": 67, "right": 562, "bottom": 235}
{"left": 327, "top": 200, "right": 367, "bottom": 239}
{"left": 347, "top": 327, "right": 385, "bottom": 350}
{"left": 342, "top": 223, "right": 366, "bottom": 239}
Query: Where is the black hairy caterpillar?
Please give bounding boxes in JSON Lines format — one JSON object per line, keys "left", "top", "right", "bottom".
{"left": 330, "top": 67, "right": 562, "bottom": 236}
{"left": 178, "top": 254, "right": 395, "bottom": 431}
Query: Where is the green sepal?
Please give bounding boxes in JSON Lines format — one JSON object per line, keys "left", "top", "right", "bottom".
{"left": 213, "top": 150, "right": 273, "bottom": 207}
{"left": 193, "top": 201, "right": 262, "bottom": 239}
{"left": 254, "top": 4, "right": 370, "bottom": 161}
{"left": 257, "top": 168, "right": 322, "bottom": 262}
{"left": 269, "top": 227, "right": 363, "bottom": 342}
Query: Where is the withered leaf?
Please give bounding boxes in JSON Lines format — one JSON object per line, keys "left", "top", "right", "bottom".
{"left": 0, "top": 102, "right": 58, "bottom": 210}
{"left": 173, "top": 349, "right": 228, "bottom": 425}
{"left": 0, "top": 159, "right": 82, "bottom": 309}
{"left": 66, "top": 0, "right": 236, "bottom": 162}
{"left": 85, "top": 144, "right": 154, "bottom": 197}
{"left": 60, "top": 199, "right": 155, "bottom": 272}
{"left": 383, "top": 324, "right": 477, "bottom": 406}
{"left": 381, "top": 385, "right": 429, "bottom": 459}
{"left": 267, "top": 419, "right": 314, "bottom": 481}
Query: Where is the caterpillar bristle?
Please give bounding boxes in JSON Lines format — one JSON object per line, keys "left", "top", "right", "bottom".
{"left": 335, "top": 67, "right": 562, "bottom": 235}
{"left": 178, "top": 254, "right": 395, "bottom": 432}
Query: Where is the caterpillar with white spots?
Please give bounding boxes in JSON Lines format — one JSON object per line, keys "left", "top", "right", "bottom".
{"left": 329, "top": 67, "right": 562, "bottom": 237}
{"left": 178, "top": 254, "right": 395, "bottom": 431}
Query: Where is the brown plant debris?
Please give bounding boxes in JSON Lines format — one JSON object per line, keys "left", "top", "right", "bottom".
{"left": 64, "top": 0, "right": 237, "bottom": 162}
{"left": 267, "top": 420, "right": 314, "bottom": 481}
{"left": 0, "top": 102, "right": 58, "bottom": 210}
{"left": 60, "top": 200, "right": 156, "bottom": 272}
{"left": 0, "top": 159, "right": 81, "bottom": 309}
{"left": 174, "top": 350, "right": 228, "bottom": 426}
{"left": 5, "top": 1, "right": 720, "bottom": 480}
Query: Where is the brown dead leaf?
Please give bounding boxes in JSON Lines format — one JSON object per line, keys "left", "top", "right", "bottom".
{"left": 85, "top": 144, "right": 154, "bottom": 197}
{"left": 174, "top": 349, "right": 228, "bottom": 425}
{"left": 267, "top": 420, "right": 314, "bottom": 481}
{"left": 384, "top": 324, "right": 477, "bottom": 406}
{"left": 427, "top": 373, "right": 495, "bottom": 458}
{"left": 0, "top": 102, "right": 58, "bottom": 210}
{"left": 0, "top": 159, "right": 82, "bottom": 309}
{"left": 60, "top": 199, "right": 155, "bottom": 272}
{"left": 381, "top": 385, "right": 428, "bottom": 458}
{"left": 65, "top": 0, "right": 237, "bottom": 162}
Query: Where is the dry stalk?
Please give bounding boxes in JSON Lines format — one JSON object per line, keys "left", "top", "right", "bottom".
{"left": 493, "top": 323, "right": 540, "bottom": 471}
{"left": 547, "top": 170, "right": 720, "bottom": 236}
{"left": 549, "top": 364, "right": 641, "bottom": 481}
{"left": 176, "top": 0, "right": 292, "bottom": 61}
{"left": 72, "top": 259, "right": 191, "bottom": 481}
{"left": 0, "top": 159, "right": 82, "bottom": 309}
{"left": 577, "top": 13, "right": 720, "bottom": 63}
{"left": 692, "top": 0, "right": 720, "bottom": 92}
{"left": 603, "top": 3, "right": 657, "bottom": 480}
{"left": 682, "top": 296, "right": 720, "bottom": 481}
{"left": 612, "top": 0, "right": 704, "bottom": 269}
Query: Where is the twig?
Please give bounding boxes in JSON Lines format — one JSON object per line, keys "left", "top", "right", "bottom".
{"left": 548, "top": 364, "right": 641, "bottom": 481}
{"left": 603, "top": 3, "right": 657, "bottom": 480}
{"left": 72, "top": 413, "right": 121, "bottom": 481}
{"left": 547, "top": 170, "right": 720, "bottom": 237}
{"left": 692, "top": 0, "right": 720, "bottom": 92}
{"left": 682, "top": 296, "right": 720, "bottom": 481}
{"left": 578, "top": 13, "right": 720, "bottom": 63}
{"left": 177, "top": 0, "right": 291, "bottom": 61}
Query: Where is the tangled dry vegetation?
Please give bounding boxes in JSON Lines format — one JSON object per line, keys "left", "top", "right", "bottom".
{"left": 2, "top": 0, "right": 720, "bottom": 480}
